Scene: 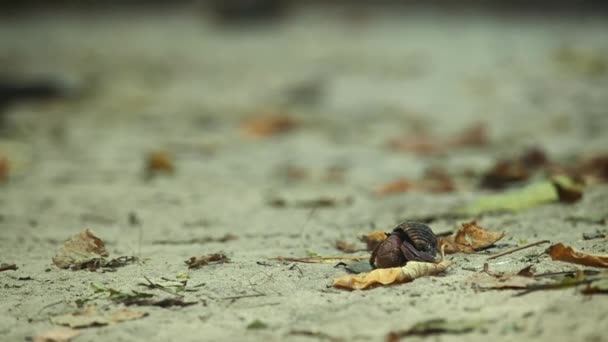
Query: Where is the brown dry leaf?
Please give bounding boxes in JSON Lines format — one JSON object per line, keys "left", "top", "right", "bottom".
{"left": 52, "top": 229, "right": 109, "bottom": 269}
{"left": 447, "top": 123, "right": 488, "bottom": 148}
{"left": 576, "top": 154, "right": 608, "bottom": 185}
{"left": 35, "top": 327, "right": 81, "bottom": 342}
{"left": 547, "top": 243, "right": 608, "bottom": 268}
{"left": 439, "top": 221, "right": 504, "bottom": 254}
{"left": 372, "top": 171, "right": 457, "bottom": 196}
{"left": 334, "top": 240, "right": 360, "bottom": 253}
{"left": 480, "top": 148, "right": 548, "bottom": 189}
{"left": 185, "top": 253, "right": 230, "bottom": 269}
{"left": 388, "top": 134, "right": 439, "bottom": 154}
{"left": 145, "top": 150, "right": 174, "bottom": 176}
{"left": 51, "top": 306, "right": 147, "bottom": 328}
{"left": 374, "top": 178, "right": 413, "bottom": 196}
{"left": 241, "top": 114, "right": 297, "bottom": 137}
{"left": 389, "top": 123, "right": 487, "bottom": 155}
{"left": 333, "top": 260, "right": 453, "bottom": 290}
{"left": 359, "top": 231, "right": 388, "bottom": 251}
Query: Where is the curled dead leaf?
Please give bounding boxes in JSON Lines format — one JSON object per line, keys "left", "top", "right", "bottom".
{"left": 439, "top": 221, "right": 504, "bottom": 254}
{"left": 546, "top": 243, "right": 608, "bottom": 268}
{"left": 52, "top": 229, "right": 109, "bottom": 269}
{"left": 333, "top": 260, "right": 453, "bottom": 290}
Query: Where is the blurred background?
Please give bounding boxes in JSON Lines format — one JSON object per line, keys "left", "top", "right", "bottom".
{"left": 0, "top": 0, "right": 606, "bottom": 191}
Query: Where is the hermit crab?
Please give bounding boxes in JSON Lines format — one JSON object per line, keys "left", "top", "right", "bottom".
{"left": 370, "top": 221, "right": 438, "bottom": 269}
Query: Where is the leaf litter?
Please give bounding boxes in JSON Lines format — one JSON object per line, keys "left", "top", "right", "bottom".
{"left": 388, "top": 122, "right": 487, "bottom": 155}
{"left": 185, "top": 253, "right": 230, "bottom": 269}
{"left": 87, "top": 282, "right": 197, "bottom": 308}
{"left": 333, "top": 260, "right": 453, "bottom": 290}
{"left": 52, "top": 229, "right": 137, "bottom": 271}
{"left": 438, "top": 221, "right": 505, "bottom": 254}
{"left": 374, "top": 168, "right": 455, "bottom": 197}
{"left": 546, "top": 243, "right": 608, "bottom": 268}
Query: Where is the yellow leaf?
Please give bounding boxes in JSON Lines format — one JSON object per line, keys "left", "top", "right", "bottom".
{"left": 333, "top": 260, "right": 453, "bottom": 290}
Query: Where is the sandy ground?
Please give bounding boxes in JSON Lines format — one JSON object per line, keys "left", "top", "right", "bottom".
{"left": 1, "top": 7, "right": 608, "bottom": 342}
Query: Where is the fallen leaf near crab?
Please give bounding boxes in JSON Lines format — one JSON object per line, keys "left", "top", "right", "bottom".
{"left": 333, "top": 260, "right": 453, "bottom": 290}
{"left": 439, "top": 221, "right": 504, "bottom": 254}
{"left": 547, "top": 243, "right": 608, "bottom": 268}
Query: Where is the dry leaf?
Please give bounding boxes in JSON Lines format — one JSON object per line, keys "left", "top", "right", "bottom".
{"left": 52, "top": 229, "right": 109, "bottom": 269}
{"left": 388, "top": 123, "right": 487, "bottom": 155}
{"left": 35, "top": 327, "right": 80, "bottom": 342}
{"left": 439, "top": 221, "right": 504, "bottom": 254}
{"left": 51, "top": 306, "right": 147, "bottom": 328}
{"left": 374, "top": 178, "right": 413, "bottom": 196}
{"left": 577, "top": 154, "right": 608, "bottom": 185}
{"left": 145, "top": 150, "right": 174, "bottom": 176}
{"left": 241, "top": 114, "right": 297, "bottom": 137}
{"left": 333, "top": 260, "right": 453, "bottom": 290}
{"left": 480, "top": 148, "right": 548, "bottom": 189}
{"left": 269, "top": 196, "right": 353, "bottom": 208}
{"left": 334, "top": 240, "right": 360, "bottom": 253}
{"left": 374, "top": 171, "right": 455, "bottom": 197}
{"left": 547, "top": 243, "right": 608, "bottom": 268}
{"left": 359, "top": 231, "right": 388, "bottom": 251}
{"left": 185, "top": 253, "right": 230, "bottom": 269}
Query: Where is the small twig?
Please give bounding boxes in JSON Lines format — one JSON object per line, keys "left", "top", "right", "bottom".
{"left": 0, "top": 264, "right": 18, "bottom": 272}
{"left": 486, "top": 240, "right": 551, "bottom": 260}
{"left": 221, "top": 293, "right": 266, "bottom": 301}
{"left": 270, "top": 256, "right": 365, "bottom": 264}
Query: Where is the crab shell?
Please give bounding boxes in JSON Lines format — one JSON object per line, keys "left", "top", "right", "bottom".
{"left": 370, "top": 221, "right": 438, "bottom": 268}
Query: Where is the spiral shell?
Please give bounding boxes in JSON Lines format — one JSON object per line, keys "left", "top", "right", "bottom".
{"left": 393, "top": 221, "right": 438, "bottom": 256}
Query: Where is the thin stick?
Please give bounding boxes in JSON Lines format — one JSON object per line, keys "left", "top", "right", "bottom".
{"left": 486, "top": 240, "right": 550, "bottom": 260}
{"left": 270, "top": 256, "right": 365, "bottom": 264}
{"left": 0, "top": 264, "right": 18, "bottom": 272}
